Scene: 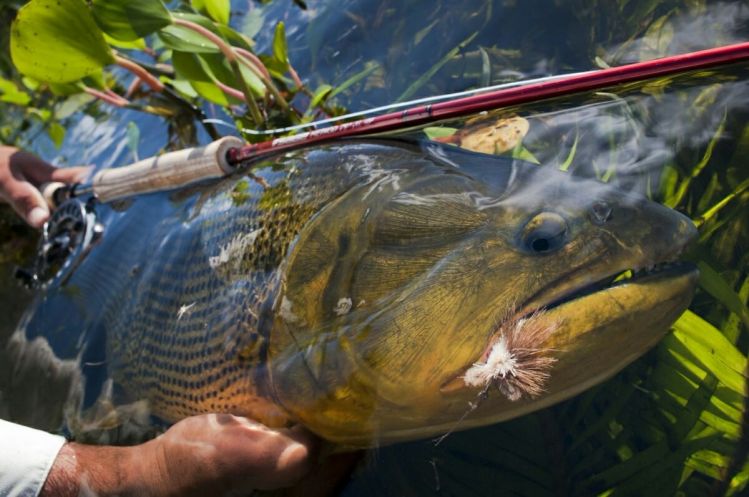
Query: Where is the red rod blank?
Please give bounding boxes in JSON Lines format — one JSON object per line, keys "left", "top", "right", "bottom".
{"left": 229, "top": 41, "right": 749, "bottom": 163}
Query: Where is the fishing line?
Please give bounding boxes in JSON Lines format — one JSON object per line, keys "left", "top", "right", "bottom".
{"left": 45, "top": 40, "right": 749, "bottom": 208}
{"left": 226, "top": 41, "right": 749, "bottom": 163}
{"left": 202, "top": 70, "right": 597, "bottom": 136}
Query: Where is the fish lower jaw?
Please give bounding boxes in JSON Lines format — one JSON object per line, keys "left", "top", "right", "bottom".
{"left": 440, "top": 261, "right": 698, "bottom": 400}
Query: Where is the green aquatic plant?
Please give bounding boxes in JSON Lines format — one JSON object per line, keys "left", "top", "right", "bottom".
{"left": 6, "top": 0, "right": 331, "bottom": 140}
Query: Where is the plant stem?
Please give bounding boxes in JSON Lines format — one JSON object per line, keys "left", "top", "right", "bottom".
{"left": 229, "top": 59, "right": 264, "bottom": 124}
{"left": 288, "top": 63, "right": 303, "bottom": 90}
{"left": 234, "top": 51, "right": 289, "bottom": 111}
{"left": 214, "top": 80, "right": 246, "bottom": 101}
{"left": 234, "top": 48, "right": 270, "bottom": 81}
{"left": 172, "top": 18, "right": 263, "bottom": 125}
{"left": 173, "top": 19, "right": 235, "bottom": 61}
{"left": 83, "top": 86, "right": 129, "bottom": 107}
{"left": 126, "top": 77, "right": 141, "bottom": 98}
{"left": 114, "top": 55, "right": 164, "bottom": 92}
{"left": 694, "top": 177, "right": 749, "bottom": 228}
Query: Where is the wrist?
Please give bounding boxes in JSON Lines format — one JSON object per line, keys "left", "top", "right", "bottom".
{"left": 41, "top": 441, "right": 151, "bottom": 497}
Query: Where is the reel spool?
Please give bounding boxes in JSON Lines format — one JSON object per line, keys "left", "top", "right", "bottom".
{"left": 16, "top": 198, "right": 103, "bottom": 290}
{"left": 14, "top": 137, "right": 244, "bottom": 290}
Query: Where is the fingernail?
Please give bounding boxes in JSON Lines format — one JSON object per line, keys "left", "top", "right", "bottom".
{"left": 27, "top": 206, "right": 49, "bottom": 227}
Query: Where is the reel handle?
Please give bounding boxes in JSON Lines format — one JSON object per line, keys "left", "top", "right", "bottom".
{"left": 40, "top": 181, "right": 69, "bottom": 209}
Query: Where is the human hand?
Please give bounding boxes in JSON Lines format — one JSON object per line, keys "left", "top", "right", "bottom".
{"left": 41, "top": 414, "right": 318, "bottom": 497}
{"left": 0, "top": 146, "right": 90, "bottom": 228}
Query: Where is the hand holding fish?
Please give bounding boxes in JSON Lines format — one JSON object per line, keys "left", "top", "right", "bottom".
{"left": 40, "top": 413, "right": 318, "bottom": 497}
{"left": 0, "top": 146, "right": 89, "bottom": 227}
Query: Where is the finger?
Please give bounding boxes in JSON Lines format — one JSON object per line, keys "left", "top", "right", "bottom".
{"left": 247, "top": 431, "right": 317, "bottom": 490}
{"left": 284, "top": 425, "right": 319, "bottom": 452}
{"left": 7, "top": 150, "right": 58, "bottom": 185}
{"left": 4, "top": 177, "right": 50, "bottom": 228}
{"left": 234, "top": 424, "right": 319, "bottom": 490}
{"left": 272, "top": 427, "right": 319, "bottom": 483}
{"left": 9, "top": 150, "right": 91, "bottom": 186}
{"left": 49, "top": 165, "right": 93, "bottom": 184}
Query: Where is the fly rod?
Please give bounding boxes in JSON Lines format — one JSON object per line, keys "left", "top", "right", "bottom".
{"left": 47, "top": 40, "right": 749, "bottom": 207}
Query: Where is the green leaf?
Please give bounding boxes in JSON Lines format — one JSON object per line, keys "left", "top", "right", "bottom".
{"left": 47, "top": 122, "right": 65, "bottom": 149}
{"left": 0, "top": 77, "right": 31, "bottom": 106}
{"left": 10, "top": 0, "right": 115, "bottom": 83}
{"left": 272, "top": 22, "right": 289, "bottom": 69}
{"left": 92, "top": 0, "right": 171, "bottom": 41}
{"left": 512, "top": 145, "right": 540, "bottom": 164}
{"left": 103, "top": 33, "right": 147, "bottom": 51}
{"left": 126, "top": 121, "right": 140, "bottom": 161}
{"left": 640, "top": 13, "right": 675, "bottom": 59}
{"left": 200, "top": 52, "right": 259, "bottom": 98}
{"left": 329, "top": 61, "right": 379, "bottom": 99}
{"left": 55, "top": 93, "right": 95, "bottom": 120}
{"left": 172, "top": 51, "right": 229, "bottom": 105}
{"left": 423, "top": 127, "right": 457, "bottom": 140}
{"left": 192, "top": 0, "right": 230, "bottom": 25}
{"left": 165, "top": 78, "right": 199, "bottom": 99}
{"left": 217, "top": 24, "right": 253, "bottom": 51}
{"left": 47, "top": 82, "right": 85, "bottom": 97}
{"left": 300, "top": 84, "right": 332, "bottom": 118}
{"left": 308, "top": 84, "right": 332, "bottom": 109}
{"left": 21, "top": 77, "right": 40, "bottom": 91}
{"left": 558, "top": 129, "right": 579, "bottom": 172}
{"left": 158, "top": 13, "right": 221, "bottom": 54}
{"left": 671, "top": 311, "right": 748, "bottom": 395}
{"left": 235, "top": 59, "right": 265, "bottom": 97}
{"left": 696, "top": 262, "right": 749, "bottom": 329}
{"left": 27, "top": 107, "right": 52, "bottom": 122}
{"left": 82, "top": 72, "right": 107, "bottom": 91}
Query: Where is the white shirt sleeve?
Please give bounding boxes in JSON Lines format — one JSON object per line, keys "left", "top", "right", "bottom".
{"left": 0, "top": 419, "right": 66, "bottom": 497}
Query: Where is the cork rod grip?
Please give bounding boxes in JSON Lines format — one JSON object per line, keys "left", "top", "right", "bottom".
{"left": 92, "top": 136, "right": 244, "bottom": 203}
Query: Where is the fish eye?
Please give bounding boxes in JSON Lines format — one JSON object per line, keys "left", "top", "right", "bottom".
{"left": 521, "top": 212, "right": 568, "bottom": 254}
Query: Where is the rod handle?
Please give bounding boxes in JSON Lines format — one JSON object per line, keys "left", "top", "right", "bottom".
{"left": 92, "top": 136, "right": 243, "bottom": 203}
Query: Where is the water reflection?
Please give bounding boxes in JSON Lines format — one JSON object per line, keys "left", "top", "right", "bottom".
{"left": 0, "top": 0, "right": 747, "bottom": 495}
{"left": 609, "top": 2, "right": 749, "bottom": 63}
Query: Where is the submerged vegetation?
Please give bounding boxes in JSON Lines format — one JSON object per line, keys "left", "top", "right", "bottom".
{"left": 0, "top": 0, "right": 747, "bottom": 496}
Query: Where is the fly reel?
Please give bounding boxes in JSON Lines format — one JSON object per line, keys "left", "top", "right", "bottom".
{"left": 16, "top": 198, "right": 103, "bottom": 289}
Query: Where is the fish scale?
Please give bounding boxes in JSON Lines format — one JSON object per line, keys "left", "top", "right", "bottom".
{"left": 46, "top": 142, "right": 401, "bottom": 429}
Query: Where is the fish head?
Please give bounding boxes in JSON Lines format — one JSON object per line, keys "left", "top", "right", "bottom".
{"left": 268, "top": 143, "right": 698, "bottom": 446}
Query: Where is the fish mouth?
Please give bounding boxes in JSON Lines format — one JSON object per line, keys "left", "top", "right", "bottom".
{"left": 529, "top": 261, "right": 694, "bottom": 317}
{"left": 440, "top": 260, "right": 699, "bottom": 395}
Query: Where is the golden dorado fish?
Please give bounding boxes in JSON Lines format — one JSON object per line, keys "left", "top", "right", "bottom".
{"left": 11, "top": 139, "right": 697, "bottom": 447}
